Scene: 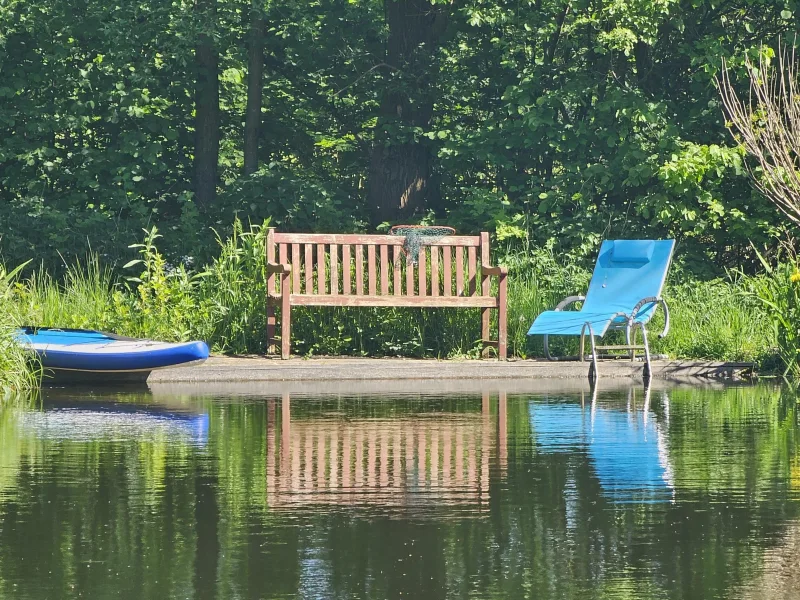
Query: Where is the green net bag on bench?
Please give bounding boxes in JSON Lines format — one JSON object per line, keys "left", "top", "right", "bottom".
{"left": 389, "top": 225, "right": 456, "bottom": 265}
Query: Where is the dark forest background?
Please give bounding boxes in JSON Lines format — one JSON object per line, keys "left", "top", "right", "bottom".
{"left": 0, "top": 0, "right": 795, "bottom": 273}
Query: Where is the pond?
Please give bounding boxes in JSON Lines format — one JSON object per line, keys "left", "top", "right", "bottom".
{"left": 0, "top": 381, "right": 798, "bottom": 599}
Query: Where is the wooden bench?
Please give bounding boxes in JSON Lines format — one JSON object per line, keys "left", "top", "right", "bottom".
{"left": 266, "top": 229, "right": 508, "bottom": 360}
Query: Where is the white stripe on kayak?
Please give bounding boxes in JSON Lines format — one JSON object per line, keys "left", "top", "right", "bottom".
{"left": 24, "top": 341, "right": 193, "bottom": 354}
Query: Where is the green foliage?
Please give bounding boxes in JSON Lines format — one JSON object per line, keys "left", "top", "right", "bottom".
{"left": 739, "top": 250, "right": 800, "bottom": 378}
{"left": 653, "top": 277, "right": 775, "bottom": 363}
{"left": 0, "top": 263, "right": 39, "bottom": 393}
{"left": 118, "top": 226, "right": 209, "bottom": 341}
{"left": 0, "top": 0, "right": 793, "bottom": 274}
{"left": 197, "top": 219, "right": 270, "bottom": 353}
{"left": 1, "top": 222, "right": 781, "bottom": 371}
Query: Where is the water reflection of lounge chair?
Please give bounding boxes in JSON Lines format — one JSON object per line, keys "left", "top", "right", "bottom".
{"left": 527, "top": 240, "right": 675, "bottom": 378}
{"left": 529, "top": 386, "right": 673, "bottom": 502}
{"left": 18, "top": 403, "right": 209, "bottom": 446}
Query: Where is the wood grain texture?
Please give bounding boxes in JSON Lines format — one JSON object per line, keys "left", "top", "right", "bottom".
{"left": 266, "top": 231, "right": 507, "bottom": 361}
{"left": 443, "top": 247, "right": 452, "bottom": 297}
{"left": 355, "top": 245, "right": 364, "bottom": 295}
{"left": 393, "top": 246, "right": 402, "bottom": 294}
{"left": 468, "top": 247, "right": 477, "bottom": 296}
{"left": 274, "top": 233, "right": 480, "bottom": 246}
{"left": 368, "top": 245, "right": 377, "bottom": 295}
{"left": 330, "top": 244, "right": 339, "bottom": 296}
{"left": 456, "top": 247, "right": 464, "bottom": 297}
{"left": 405, "top": 257, "right": 414, "bottom": 297}
{"left": 380, "top": 245, "right": 389, "bottom": 295}
{"left": 342, "top": 245, "right": 351, "bottom": 295}
{"left": 430, "top": 247, "right": 439, "bottom": 297}
{"left": 291, "top": 244, "right": 301, "bottom": 293}
{"left": 317, "top": 244, "right": 326, "bottom": 294}
{"left": 305, "top": 244, "right": 314, "bottom": 294}
{"left": 289, "top": 295, "right": 498, "bottom": 308}
{"left": 418, "top": 248, "right": 427, "bottom": 297}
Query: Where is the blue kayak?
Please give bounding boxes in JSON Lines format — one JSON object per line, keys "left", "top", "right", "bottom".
{"left": 16, "top": 328, "right": 209, "bottom": 376}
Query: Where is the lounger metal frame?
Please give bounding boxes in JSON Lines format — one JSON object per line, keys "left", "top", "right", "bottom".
{"left": 543, "top": 295, "right": 671, "bottom": 380}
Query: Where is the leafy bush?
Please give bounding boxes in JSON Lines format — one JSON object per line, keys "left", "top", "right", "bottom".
{"left": 0, "top": 264, "right": 39, "bottom": 393}
{"left": 0, "top": 221, "right": 781, "bottom": 372}
{"left": 739, "top": 252, "right": 800, "bottom": 378}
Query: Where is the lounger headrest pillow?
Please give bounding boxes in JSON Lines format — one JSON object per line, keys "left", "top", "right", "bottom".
{"left": 610, "top": 240, "right": 655, "bottom": 263}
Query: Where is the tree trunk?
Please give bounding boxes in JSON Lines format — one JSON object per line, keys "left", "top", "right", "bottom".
{"left": 244, "top": 7, "right": 265, "bottom": 176}
{"left": 194, "top": 0, "right": 220, "bottom": 210}
{"left": 367, "top": 0, "right": 449, "bottom": 226}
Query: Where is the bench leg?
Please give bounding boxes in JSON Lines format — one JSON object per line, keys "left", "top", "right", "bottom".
{"left": 281, "top": 284, "right": 291, "bottom": 360}
{"left": 498, "top": 276, "right": 507, "bottom": 360}
{"left": 481, "top": 308, "right": 491, "bottom": 358}
{"left": 267, "top": 298, "right": 276, "bottom": 355}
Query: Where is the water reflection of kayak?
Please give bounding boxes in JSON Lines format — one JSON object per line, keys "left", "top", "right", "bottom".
{"left": 529, "top": 396, "right": 673, "bottom": 502}
{"left": 15, "top": 327, "right": 209, "bottom": 383}
{"left": 17, "top": 402, "right": 209, "bottom": 445}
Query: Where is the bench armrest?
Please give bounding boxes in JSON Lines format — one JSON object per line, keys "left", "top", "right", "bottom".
{"left": 483, "top": 265, "right": 508, "bottom": 276}
{"left": 267, "top": 262, "right": 291, "bottom": 275}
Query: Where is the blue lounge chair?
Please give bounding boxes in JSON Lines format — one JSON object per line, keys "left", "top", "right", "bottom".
{"left": 527, "top": 239, "right": 675, "bottom": 377}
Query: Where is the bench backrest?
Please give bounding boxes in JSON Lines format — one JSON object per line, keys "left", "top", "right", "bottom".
{"left": 266, "top": 230, "right": 493, "bottom": 299}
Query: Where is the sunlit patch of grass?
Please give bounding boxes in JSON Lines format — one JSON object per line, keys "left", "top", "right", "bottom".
{"left": 0, "top": 263, "right": 40, "bottom": 393}
{"left": 0, "top": 223, "right": 781, "bottom": 374}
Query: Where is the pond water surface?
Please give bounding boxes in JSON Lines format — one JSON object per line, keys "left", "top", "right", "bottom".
{"left": 0, "top": 381, "right": 798, "bottom": 600}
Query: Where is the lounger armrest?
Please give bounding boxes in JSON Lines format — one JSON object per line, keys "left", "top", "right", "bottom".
{"left": 267, "top": 262, "right": 291, "bottom": 275}
{"left": 483, "top": 265, "right": 508, "bottom": 277}
{"left": 555, "top": 295, "right": 585, "bottom": 311}
{"left": 631, "top": 296, "right": 670, "bottom": 338}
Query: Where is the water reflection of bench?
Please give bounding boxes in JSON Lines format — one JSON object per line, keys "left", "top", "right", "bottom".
{"left": 266, "top": 393, "right": 508, "bottom": 511}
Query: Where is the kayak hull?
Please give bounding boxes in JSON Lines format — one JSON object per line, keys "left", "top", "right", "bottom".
{"left": 16, "top": 328, "right": 210, "bottom": 380}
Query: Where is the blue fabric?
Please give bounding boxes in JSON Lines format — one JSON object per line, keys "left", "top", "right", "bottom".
{"left": 610, "top": 240, "right": 654, "bottom": 263}
{"left": 527, "top": 239, "right": 675, "bottom": 337}
{"left": 530, "top": 401, "right": 672, "bottom": 501}
{"left": 15, "top": 329, "right": 112, "bottom": 346}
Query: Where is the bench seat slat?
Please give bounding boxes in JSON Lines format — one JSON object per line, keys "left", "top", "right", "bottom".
{"left": 393, "top": 246, "right": 402, "bottom": 294}
{"left": 289, "top": 295, "right": 498, "bottom": 308}
{"left": 355, "top": 245, "right": 364, "bottom": 295}
{"left": 406, "top": 257, "right": 414, "bottom": 296}
{"left": 380, "top": 245, "right": 389, "bottom": 295}
{"left": 330, "top": 245, "right": 339, "bottom": 296}
{"left": 418, "top": 248, "right": 427, "bottom": 297}
{"left": 456, "top": 247, "right": 464, "bottom": 296}
{"left": 468, "top": 247, "right": 477, "bottom": 296}
{"left": 305, "top": 244, "right": 314, "bottom": 293}
{"left": 342, "top": 245, "right": 351, "bottom": 294}
{"left": 317, "top": 243, "right": 326, "bottom": 294}
{"left": 443, "top": 247, "right": 452, "bottom": 296}
{"left": 368, "top": 245, "right": 377, "bottom": 296}
{"left": 292, "top": 244, "right": 301, "bottom": 293}
{"left": 431, "top": 247, "right": 439, "bottom": 297}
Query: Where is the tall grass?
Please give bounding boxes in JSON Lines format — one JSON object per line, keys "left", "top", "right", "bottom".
{"left": 0, "top": 222, "right": 780, "bottom": 371}
{"left": 737, "top": 253, "right": 800, "bottom": 378}
{"left": 0, "top": 264, "right": 39, "bottom": 393}
{"left": 653, "top": 277, "right": 775, "bottom": 363}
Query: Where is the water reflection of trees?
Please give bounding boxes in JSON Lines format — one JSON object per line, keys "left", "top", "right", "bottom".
{"left": 0, "top": 385, "right": 796, "bottom": 599}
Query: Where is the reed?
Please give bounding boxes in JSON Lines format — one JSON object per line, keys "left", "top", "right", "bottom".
{"left": 0, "top": 263, "right": 40, "bottom": 393}
{"left": 0, "top": 222, "right": 780, "bottom": 375}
